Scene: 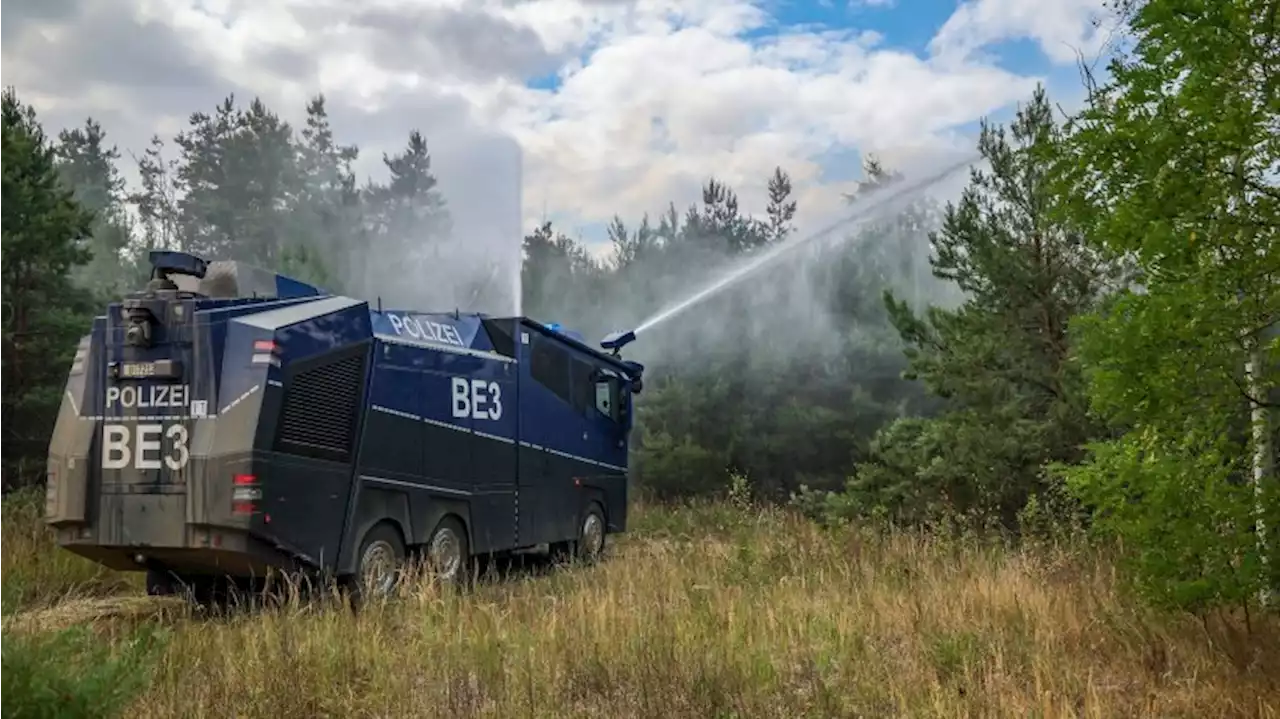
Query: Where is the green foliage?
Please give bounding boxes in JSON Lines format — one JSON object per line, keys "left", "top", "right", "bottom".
{"left": 1058, "top": 432, "right": 1277, "bottom": 611}
{"left": 54, "top": 118, "right": 145, "bottom": 298}
{"left": 1, "top": 88, "right": 96, "bottom": 490}
{"left": 2, "top": 0, "right": 1274, "bottom": 619}
{"left": 1, "top": 625, "right": 169, "bottom": 719}
{"left": 1050, "top": 0, "right": 1280, "bottom": 611}
{"left": 522, "top": 157, "right": 941, "bottom": 502}
{"left": 815, "top": 87, "right": 1112, "bottom": 530}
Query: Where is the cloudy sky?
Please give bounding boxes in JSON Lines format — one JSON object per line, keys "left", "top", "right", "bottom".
{"left": 2, "top": 0, "right": 1119, "bottom": 254}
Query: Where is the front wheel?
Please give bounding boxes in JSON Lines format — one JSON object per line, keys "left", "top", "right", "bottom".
{"left": 576, "top": 503, "right": 607, "bottom": 563}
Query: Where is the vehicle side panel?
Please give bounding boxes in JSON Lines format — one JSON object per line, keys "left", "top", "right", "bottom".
{"left": 516, "top": 324, "right": 631, "bottom": 546}
{"left": 237, "top": 298, "right": 371, "bottom": 571}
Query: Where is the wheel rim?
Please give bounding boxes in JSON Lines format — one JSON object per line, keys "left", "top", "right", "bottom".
{"left": 359, "top": 539, "right": 399, "bottom": 596}
{"left": 429, "top": 528, "right": 462, "bottom": 580}
{"left": 582, "top": 512, "right": 604, "bottom": 557}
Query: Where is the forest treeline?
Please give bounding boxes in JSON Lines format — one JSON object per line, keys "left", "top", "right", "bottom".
{"left": 3, "top": 0, "right": 1277, "bottom": 613}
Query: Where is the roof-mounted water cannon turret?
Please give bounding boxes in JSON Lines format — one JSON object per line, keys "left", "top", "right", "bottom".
{"left": 600, "top": 329, "right": 636, "bottom": 356}
{"left": 118, "top": 250, "right": 212, "bottom": 350}
{"left": 146, "top": 250, "right": 208, "bottom": 292}
{"left": 600, "top": 329, "right": 644, "bottom": 394}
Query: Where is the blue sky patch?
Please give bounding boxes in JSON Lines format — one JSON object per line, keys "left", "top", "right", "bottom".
{"left": 816, "top": 146, "right": 866, "bottom": 184}
{"left": 764, "top": 0, "right": 962, "bottom": 56}
{"left": 518, "top": 0, "right": 1091, "bottom": 250}
{"left": 527, "top": 71, "right": 563, "bottom": 91}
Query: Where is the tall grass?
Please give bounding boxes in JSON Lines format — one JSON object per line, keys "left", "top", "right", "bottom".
{"left": 2, "top": 493, "right": 1277, "bottom": 717}
{"left": 2, "top": 488, "right": 140, "bottom": 612}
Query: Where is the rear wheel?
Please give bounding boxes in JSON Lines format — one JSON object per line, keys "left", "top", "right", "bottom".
{"left": 424, "top": 516, "right": 469, "bottom": 585}
{"left": 354, "top": 522, "right": 406, "bottom": 600}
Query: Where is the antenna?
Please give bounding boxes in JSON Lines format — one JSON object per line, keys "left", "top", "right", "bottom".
{"left": 377, "top": 296, "right": 382, "bottom": 312}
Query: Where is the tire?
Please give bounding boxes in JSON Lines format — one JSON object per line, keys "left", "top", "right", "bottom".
{"left": 354, "top": 522, "right": 406, "bottom": 601}
{"left": 146, "top": 566, "right": 178, "bottom": 596}
{"left": 424, "top": 516, "right": 470, "bottom": 585}
{"left": 575, "top": 502, "right": 607, "bottom": 563}
{"left": 147, "top": 568, "right": 233, "bottom": 607}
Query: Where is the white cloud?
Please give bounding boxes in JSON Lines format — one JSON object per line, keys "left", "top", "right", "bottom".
{"left": 929, "top": 0, "right": 1116, "bottom": 66}
{"left": 0, "top": 0, "right": 1098, "bottom": 248}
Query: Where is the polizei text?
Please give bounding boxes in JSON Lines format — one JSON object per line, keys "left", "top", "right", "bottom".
{"left": 106, "top": 384, "right": 190, "bottom": 409}
{"left": 387, "top": 315, "right": 466, "bottom": 347}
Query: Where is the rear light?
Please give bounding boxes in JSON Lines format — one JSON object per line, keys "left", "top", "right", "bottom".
{"left": 231, "top": 474, "right": 261, "bottom": 515}
{"left": 251, "top": 339, "right": 281, "bottom": 367}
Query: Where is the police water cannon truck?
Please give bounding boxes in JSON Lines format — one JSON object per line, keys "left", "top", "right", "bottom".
{"left": 45, "top": 250, "right": 644, "bottom": 598}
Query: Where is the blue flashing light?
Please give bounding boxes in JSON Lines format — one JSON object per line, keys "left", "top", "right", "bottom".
{"left": 542, "top": 321, "right": 586, "bottom": 344}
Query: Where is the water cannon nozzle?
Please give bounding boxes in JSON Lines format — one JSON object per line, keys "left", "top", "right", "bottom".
{"left": 600, "top": 329, "right": 637, "bottom": 356}
{"left": 148, "top": 250, "right": 208, "bottom": 280}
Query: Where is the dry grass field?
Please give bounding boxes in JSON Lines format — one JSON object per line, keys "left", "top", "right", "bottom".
{"left": 3, "top": 489, "right": 1277, "bottom": 718}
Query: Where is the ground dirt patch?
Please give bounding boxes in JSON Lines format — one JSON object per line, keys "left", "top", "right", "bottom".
{"left": 2, "top": 596, "right": 188, "bottom": 635}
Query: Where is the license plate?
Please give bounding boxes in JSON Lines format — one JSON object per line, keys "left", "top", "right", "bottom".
{"left": 112, "top": 360, "right": 182, "bottom": 380}
{"left": 120, "top": 362, "right": 157, "bottom": 378}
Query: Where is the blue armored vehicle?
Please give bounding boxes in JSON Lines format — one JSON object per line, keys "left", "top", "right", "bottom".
{"left": 44, "top": 251, "right": 644, "bottom": 598}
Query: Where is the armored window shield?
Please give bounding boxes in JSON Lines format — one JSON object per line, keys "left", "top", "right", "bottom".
{"left": 531, "top": 337, "right": 572, "bottom": 404}
{"left": 570, "top": 358, "right": 595, "bottom": 414}
{"left": 482, "top": 318, "right": 517, "bottom": 357}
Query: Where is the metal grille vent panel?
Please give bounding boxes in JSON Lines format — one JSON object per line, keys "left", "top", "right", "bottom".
{"left": 277, "top": 353, "right": 364, "bottom": 457}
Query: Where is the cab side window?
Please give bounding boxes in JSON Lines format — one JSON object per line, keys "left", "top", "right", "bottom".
{"left": 594, "top": 374, "right": 622, "bottom": 423}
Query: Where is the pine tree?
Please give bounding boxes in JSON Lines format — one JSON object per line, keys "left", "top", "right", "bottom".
{"left": 54, "top": 118, "right": 142, "bottom": 296}
{"left": 1, "top": 88, "right": 95, "bottom": 489}
{"left": 830, "top": 87, "right": 1113, "bottom": 527}
{"left": 358, "top": 131, "right": 453, "bottom": 305}
{"left": 283, "top": 94, "right": 361, "bottom": 290}
{"left": 174, "top": 95, "right": 300, "bottom": 267}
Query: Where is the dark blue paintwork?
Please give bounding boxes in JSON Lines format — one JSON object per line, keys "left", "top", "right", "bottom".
{"left": 73, "top": 252, "right": 640, "bottom": 576}
{"left": 371, "top": 310, "right": 496, "bottom": 354}
{"left": 274, "top": 274, "right": 325, "bottom": 299}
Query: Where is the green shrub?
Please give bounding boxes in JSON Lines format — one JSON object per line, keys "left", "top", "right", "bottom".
{"left": 1, "top": 625, "right": 168, "bottom": 719}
